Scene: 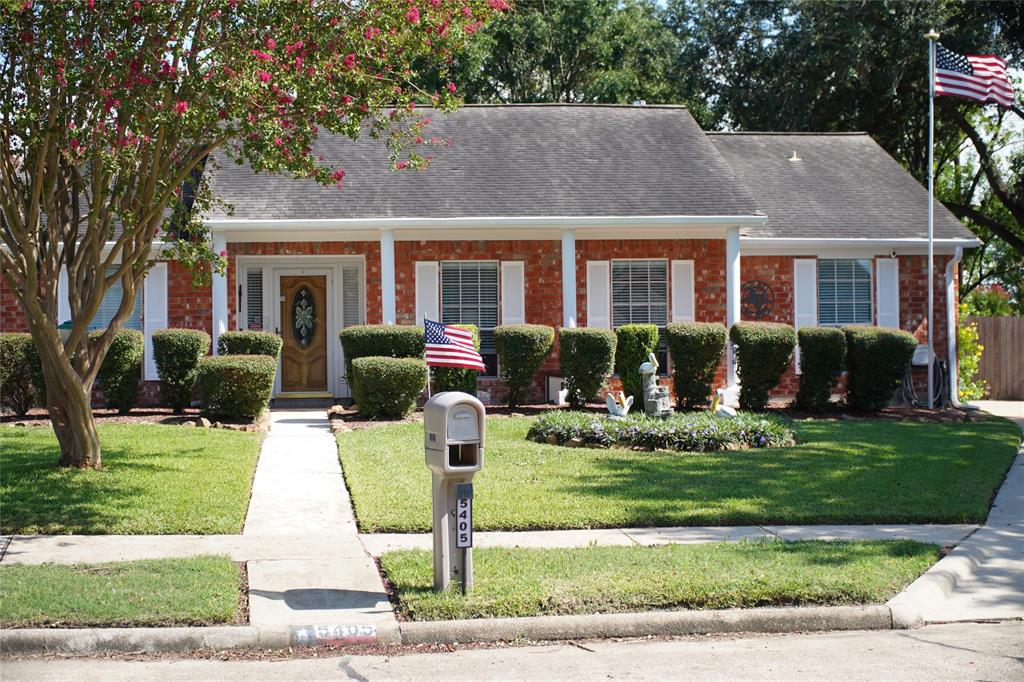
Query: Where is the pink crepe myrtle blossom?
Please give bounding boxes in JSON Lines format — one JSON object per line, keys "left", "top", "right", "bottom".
{"left": 175, "top": 100, "right": 188, "bottom": 114}
{"left": 405, "top": 7, "right": 420, "bottom": 23}
{"left": 219, "top": 250, "right": 227, "bottom": 258}
{"left": 343, "top": 53, "right": 357, "bottom": 69}
{"left": 446, "top": 82, "right": 456, "bottom": 93}
{"left": 330, "top": 168, "right": 345, "bottom": 189}
{"left": 251, "top": 49, "right": 273, "bottom": 60}
{"left": 395, "top": 160, "right": 409, "bottom": 170}
{"left": 257, "top": 70, "right": 272, "bottom": 82}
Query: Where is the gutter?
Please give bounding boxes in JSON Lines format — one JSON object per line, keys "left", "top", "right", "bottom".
{"left": 740, "top": 237, "right": 981, "bottom": 252}
{"left": 203, "top": 214, "right": 768, "bottom": 231}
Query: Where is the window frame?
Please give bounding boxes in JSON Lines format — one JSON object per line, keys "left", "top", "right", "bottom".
{"left": 609, "top": 258, "right": 670, "bottom": 376}
{"left": 816, "top": 258, "right": 874, "bottom": 327}
{"left": 89, "top": 267, "right": 143, "bottom": 332}
{"left": 439, "top": 259, "right": 500, "bottom": 378}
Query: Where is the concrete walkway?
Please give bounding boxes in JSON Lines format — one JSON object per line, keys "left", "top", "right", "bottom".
{"left": 889, "top": 400, "right": 1024, "bottom": 624}
{"left": 240, "top": 410, "right": 397, "bottom": 640}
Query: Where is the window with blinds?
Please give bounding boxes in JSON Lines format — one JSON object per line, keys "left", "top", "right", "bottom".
{"left": 245, "top": 268, "right": 264, "bottom": 331}
{"left": 440, "top": 261, "right": 499, "bottom": 376}
{"left": 342, "top": 265, "right": 362, "bottom": 327}
{"left": 611, "top": 259, "right": 668, "bottom": 373}
{"left": 818, "top": 259, "right": 873, "bottom": 325}
{"left": 89, "top": 268, "right": 142, "bottom": 331}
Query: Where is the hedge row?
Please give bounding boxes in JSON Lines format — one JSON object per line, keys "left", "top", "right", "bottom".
{"left": 0, "top": 333, "right": 35, "bottom": 416}
{"left": 527, "top": 410, "right": 795, "bottom": 452}
{"left": 197, "top": 354, "right": 277, "bottom": 419}
{"left": 152, "top": 329, "right": 211, "bottom": 413}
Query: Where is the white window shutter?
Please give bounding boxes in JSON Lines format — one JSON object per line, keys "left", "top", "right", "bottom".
{"left": 876, "top": 258, "right": 900, "bottom": 329}
{"left": 671, "top": 260, "right": 695, "bottom": 322}
{"left": 586, "top": 261, "right": 611, "bottom": 328}
{"left": 793, "top": 259, "right": 818, "bottom": 373}
{"left": 501, "top": 261, "right": 526, "bottom": 325}
{"left": 143, "top": 263, "right": 169, "bottom": 381}
{"left": 414, "top": 261, "right": 440, "bottom": 324}
{"left": 57, "top": 268, "right": 71, "bottom": 324}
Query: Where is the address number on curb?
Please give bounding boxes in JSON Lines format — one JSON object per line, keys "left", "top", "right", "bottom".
{"left": 456, "top": 483, "right": 473, "bottom": 548}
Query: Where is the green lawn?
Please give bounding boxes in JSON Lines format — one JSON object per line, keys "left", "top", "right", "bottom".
{"left": 381, "top": 540, "right": 938, "bottom": 620}
{"left": 0, "top": 556, "right": 243, "bottom": 628}
{"left": 339, "top": 415, "right": 1020, "bottom": 532}
{"left": 1, "top": 424, "right": 262, "bottom": 535}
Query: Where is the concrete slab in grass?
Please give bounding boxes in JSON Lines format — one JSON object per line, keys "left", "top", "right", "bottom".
{"left": 624, "top": 526, "right": 773, "bottom": 546}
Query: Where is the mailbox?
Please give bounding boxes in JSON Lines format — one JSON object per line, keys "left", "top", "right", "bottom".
{"left": 423, "top": 392, "right": 485, "bottom": 593}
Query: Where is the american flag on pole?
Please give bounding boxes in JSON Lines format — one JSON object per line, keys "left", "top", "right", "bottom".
{"left": 424, "top": 319, "right": 486, "bottom": 372}
{"left": 934, "top": 44, "right": 1015, "bottom": 108}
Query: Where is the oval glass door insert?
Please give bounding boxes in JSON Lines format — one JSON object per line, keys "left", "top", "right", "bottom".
{"left": 291, "top": 286, "right": 316, "bottom": 348}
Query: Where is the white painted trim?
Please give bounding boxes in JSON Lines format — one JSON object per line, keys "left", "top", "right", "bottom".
{"left": 725, "top": 227, "right": 741, "bottom": 386}
{"left": 500, "top": 261, "right": 526, "bottom": 326}
{"left": 670, "top": 260, "right": 695, "bottom": 323}
{"left": 561, "top": 229, "right": 576, "bottom": 328}
{"left": 205, "top": 214, "right": 768, "bottom": 231}
{"left": 211, "top": 230, "right": 228, "bottom": 353}
{"left": 380, "top": 229, "right": 396, "bottom": 325}
{"left": 143, "top": 263, "right": 168, "bottom": 381}
{"left": 875, "top": 258, "right": 900, "bottom": 329}
{"left": 740, "top": 237, "right": 979, "bottom": 256}
{"left": 415, "top": 261, "right": 440, "bottom": 324}
{"left": 585, "top": 261, "right": 611, "bottom": 329}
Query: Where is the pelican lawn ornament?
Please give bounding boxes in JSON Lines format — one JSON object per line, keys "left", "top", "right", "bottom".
{"left": 605, "top": 391, "right": 633, "bottom": 419}
{"left": 640, "top": 352, "right": 672, "bottom": 418}
{"left": 711, "top": 388, "right": 738, "bottom": 418}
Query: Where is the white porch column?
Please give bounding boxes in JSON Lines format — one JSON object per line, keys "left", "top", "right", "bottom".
{"left": 380, "top": 228, "right": 396, "bottom": 325}
{"left": 561, "top": 228, "right": 577, "bottom": 328}
{"left": 725, "top": 226, "right": 741, "bottom": 385}
{"left": 211, "top": 229, "right": 229, "bottom": 354}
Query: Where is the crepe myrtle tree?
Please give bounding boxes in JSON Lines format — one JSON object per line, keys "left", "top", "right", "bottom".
{"left": 0, "top": 0, "right": 508, "bottom": 468}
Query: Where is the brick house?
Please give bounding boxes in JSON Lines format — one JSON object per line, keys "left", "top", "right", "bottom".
{"left": 1, "top": 105, "right": 977, "bottom": 404}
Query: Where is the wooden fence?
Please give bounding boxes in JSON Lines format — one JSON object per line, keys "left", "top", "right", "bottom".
{"left": 966, "top": 316, "right": 1024, "bottom": 400}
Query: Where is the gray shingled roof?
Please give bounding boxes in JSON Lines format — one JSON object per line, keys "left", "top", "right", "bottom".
{"left": 205, "top": 104, "right": 761, "bottom": 220}
{"left": 709, "top": 132, "right": 973, "bottom": 240}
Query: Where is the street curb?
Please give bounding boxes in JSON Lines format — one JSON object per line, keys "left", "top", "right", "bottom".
{"left": 0, "top": 626, "right": 293, "bottom": 655}
{"left": 886, "top": 551, "right": 981, "bottom": 628}
{"left": 398, "top": 605, "right": 895, "bottom": 645}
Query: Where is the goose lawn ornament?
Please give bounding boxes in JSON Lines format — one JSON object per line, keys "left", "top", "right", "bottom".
{"left": 605, "top": 391, "right": 633, "bottom": 419}
{"left": 711, "top": 388, "right": 738, "bottom": 418}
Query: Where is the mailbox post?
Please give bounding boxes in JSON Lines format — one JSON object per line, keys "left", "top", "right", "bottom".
{"left": 424, "top": 392, "right": 485, "bottom": 593}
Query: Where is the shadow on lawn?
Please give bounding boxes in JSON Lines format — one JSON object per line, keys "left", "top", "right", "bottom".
{"left": 0, "top": 427, "right": 215, "bottom": 535}
{"left": 559, "top": 420, "right": 1015, "bottom": 527}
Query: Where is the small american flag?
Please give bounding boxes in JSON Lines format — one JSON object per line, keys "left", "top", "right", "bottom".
{"left": 934, "top": 44, "right": 1015, "bottom": 108}
{"left": 424, "top": 319, "right": 486, "bottom": 372}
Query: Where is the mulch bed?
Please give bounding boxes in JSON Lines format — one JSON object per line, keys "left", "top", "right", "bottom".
{"left": 1, "top": 407, "right": 270, "bottom": 432}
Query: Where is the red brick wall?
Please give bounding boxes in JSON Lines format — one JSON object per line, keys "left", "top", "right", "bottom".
{"left": 167, "top": 261, "right": 213, "bottom": 332}
{"left": 227, "top": 241, "right": 382, "bottom": 329}
{"left": 1, "top": 277, "right": 29, "bottom": 332}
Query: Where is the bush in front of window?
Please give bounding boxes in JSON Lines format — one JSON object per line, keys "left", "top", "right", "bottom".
{"left": 197, "top": 355, "right": 277, "bottom": 420}
{"left": 93, "top": 329, "right": 145, "bottom": 414}
{"left": 794, "top": 327, "right": 846, "bottom": 412}
{"left": 432, "top": 324, "right": 480, "bottom": 396}
{"left": 559, "top": 327, "right": 617, "bottom": 409}
{"left": 615, "top": 324, "right": 660, "bottom": 403}
{"left": 351, "top": 356, "right": 427, "bottom": 419}
{"left": 339, "top": 325, "right": 425, "bottom": 380}
{"left": 666, "top": 322, "right": 727, "bottom": 410}
{"left": 0, "top": 332, "right": 36, "bottom": 416}
{"left": 494, "top": 324, "right": 555, "bottom": 408}
{"left": 152, "top": 329, "right": 211, "bottom": 413}
{"left": 729, "top": 322, "right": 795, "bottom": 411}
{"left": 217, "top": 330, "right": 283, "bottom": 358}
{"left": 843, "top": 326, "right": 917, "bottom": 411}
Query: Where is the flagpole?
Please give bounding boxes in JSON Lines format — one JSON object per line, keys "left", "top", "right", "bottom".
{"left": 424, "top": 312, "right": 432, "bottom": 398}
{"left": 925, "top": 29, "right": 940, "bottom": 409}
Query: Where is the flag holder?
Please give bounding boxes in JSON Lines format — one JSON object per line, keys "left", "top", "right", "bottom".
{"left": 925, "top": 28, "right": 940, "bottom": 409}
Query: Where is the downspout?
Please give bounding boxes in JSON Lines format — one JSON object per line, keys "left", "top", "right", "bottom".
{"left": 945, "top": 247, "right": 965, "bottom": 408}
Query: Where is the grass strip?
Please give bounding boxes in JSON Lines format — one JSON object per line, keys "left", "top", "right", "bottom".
{"left": 1, "top": 424, "right": 262, "bottom": 535}
{"left": 380, "top": 540, "right": 938, "bottom": 621}
{"left": 339, "top": 415, "right": 1020, "bottom": 532}
{"left": 0, "top": 556, "right": 243, "bottom": 628}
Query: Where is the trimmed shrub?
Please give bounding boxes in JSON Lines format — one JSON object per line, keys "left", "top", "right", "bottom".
{"left": 559, "top": 327, "right": 616, "bottom": 409}
{"left": 153, "top": 328, "right": 211, "bottom": 413}
{"left": 615, "top": 324, "right": 660, "bottom": 403}
{"left": 216, "top": 330, "right": 282, "bottom": 358}
{"left": 351, "top": 356, "right": 427, "bottom": 419}
{"left": 844, "top": 326, "right": 918, "bottom": 411}
{"left": 666, "top": 322, "right": 726, "bottom": 410}
{"left": 527, "top": 410, "right": 795, "bottom": 452}
{"left": 795, "top": 327, "right": 846, "bottom": 412}
{"left": 432, "top": 324, "right": 480, "bottom": 395}
{"left": 729, "top": 322, "right": 796, "bottom": 411}
{"left": 197, "top": 354, "right": 277, "bottom": 420}
{"left": 0, "top": 332, "right": 35, "bottom": 416}
{"left": 93, "top": 329, "right": 144, "bottom": 414}
{"left": 339, "top": 325, "right": 424, "bottom": 380}
{"left": 494, "top": 324, "right": 555, "bottom": 407}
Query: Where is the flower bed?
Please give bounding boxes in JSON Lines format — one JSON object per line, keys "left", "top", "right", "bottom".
{"left": 527, "top": 410, "right": 795, "bottom": 452}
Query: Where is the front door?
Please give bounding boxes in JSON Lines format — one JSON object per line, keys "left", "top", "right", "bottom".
{"left": 279, "top": 274, "right": 328, "bottom": 393}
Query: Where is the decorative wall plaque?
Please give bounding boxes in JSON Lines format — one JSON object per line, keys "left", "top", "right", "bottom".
{"left": 741, "top": 280, "right": 774, "bottom": 320}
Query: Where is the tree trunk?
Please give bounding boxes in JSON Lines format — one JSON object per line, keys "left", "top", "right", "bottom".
{"left": 34, "top": 334, "right": 103, "bottom": 469}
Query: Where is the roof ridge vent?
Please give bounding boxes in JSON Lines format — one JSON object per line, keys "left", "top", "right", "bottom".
{"left": 789, "top": 150, "right": 801, "bottom": 162}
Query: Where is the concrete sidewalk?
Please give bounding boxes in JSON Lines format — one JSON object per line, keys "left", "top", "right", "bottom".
{"left": 240, "top": 410, "right": 398, "bottom": 641}
{"left": 889, "top": 400, "right": 1024, "bottom": 624}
